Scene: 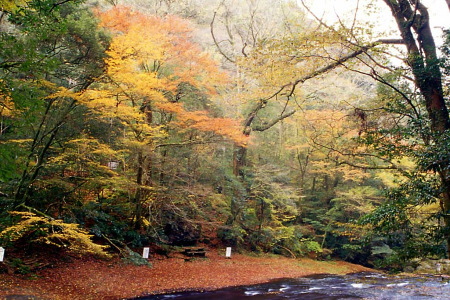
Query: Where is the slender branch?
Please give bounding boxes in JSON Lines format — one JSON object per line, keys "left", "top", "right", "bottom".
{"left": 339, "top": 57, "right": 421, "bottom": 120}
{"left": 252, "top": 110, "right": 296, "bottom": 132}
{"left": 15, "top": 203, "right": 55, "bottom": 220}
{"left": 265, "top": 39, "right": 403, "bottom": 101}
{"left": 309, "top": 136, "right": 411, "bottom": 176}
{"left": 49, "top": 0, "right": 76, "bottom": 12}
{"left": 154, "top": 139, "right": 221, "bottom": 148}
{"left": 210, "top": 11, "right": 235, "bottom": 63}
{"left": 338, "top": 160, "right": 402, "bottom": 171}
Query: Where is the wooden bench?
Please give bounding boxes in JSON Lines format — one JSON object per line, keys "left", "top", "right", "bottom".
{"left": 182, "top": 247, "right": 206, "bottom": 257}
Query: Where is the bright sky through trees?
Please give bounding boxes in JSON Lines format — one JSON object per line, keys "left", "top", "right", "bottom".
{"left": 300, "top": 0, "right": 449, "bottom": 45}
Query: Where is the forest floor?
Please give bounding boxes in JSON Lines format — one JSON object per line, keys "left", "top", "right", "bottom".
{"left": 0, "top": 249, "right": 375, "bottom": 300}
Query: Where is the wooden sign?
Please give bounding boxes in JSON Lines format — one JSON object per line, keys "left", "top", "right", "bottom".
{"left": 225, "top": 247, "right": 232, "bottom": 258}
{"left": 142, "top": 247, "right": 150, "bottom": 259}
{"left": 0, "top": 247, "right": 4, "bottom": 262}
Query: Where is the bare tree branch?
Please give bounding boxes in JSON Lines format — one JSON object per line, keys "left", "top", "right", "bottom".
{"left": 252, "top": 110, "right": 296, "bottom": 132}
{"left": 309, "top": 136, "right": 411, "bottom": 177}
{"left": 210, "top": 11, "right": 235, "bottom": 63}
{"left": 264, "top": 38, "right": 403, "bottom": 102}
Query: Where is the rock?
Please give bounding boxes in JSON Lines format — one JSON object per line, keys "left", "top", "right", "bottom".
{"left": 414, "top": 259, "right": 450, "bottom": 275}
{"left": 164, "top": 217, "right": 201, "bottom": 246}
{"left": 403, "top": 266, "right": 415, "bottom": 273}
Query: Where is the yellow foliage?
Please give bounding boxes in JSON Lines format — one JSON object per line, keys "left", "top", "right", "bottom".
{"left": 0, "top": 91, "right": 15, "bottom": 117}
{"left": 0, "top": 0, "right": 28, "bottom": 13}
{"left": 2, "top": 138, "right": 33, "bottom": 144}
{"left": 0, "top": 211, "right": 110, "bottom": 258}
{"left": 46, "top": 137, "right": 121, "bottom": 179}
{"left": 47, "top": 86, "right": 83, "bottom": 101}
{"left": 418, "top": 202, "right": 440, "bottom": 215}
{"left": 332, "top": 222, "right": 371, "bottom": 241}
{"left": 238, "top": 29, "right": 347, "bottom": 95}
{"left": 341, "top": 168, "right": 371, "bottom": 182}
{"left": 286, "top": 107, "right": 383, "bottom": 182}
{"left": 375, "top": 171, "right": 403, "bottom": 188}
{"left": 82, "top": 6, "right": 245, "bottom": 146}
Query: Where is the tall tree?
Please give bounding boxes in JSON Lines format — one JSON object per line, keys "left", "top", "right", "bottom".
{"left": 0, "top": 0, "right": 109, "bottom": 209}
{"left": 300, "top": 0, "right": 450, "bottom": 259}
{"left": 88, "top": 6, "right": 245, "bottom": 229}
{"left": 372, "top": 0, "right": 450, "bottom": 257}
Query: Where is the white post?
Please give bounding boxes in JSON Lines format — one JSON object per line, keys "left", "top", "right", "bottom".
{"left": 142, "top": 247, "right": 150, "bottom": 259}
{"left": 436, "top": 263, "right": 442, "bottom": 273}
{"left": 0, "top": 247, "right": 4, "bottom": 262}
{"left": 225, "top": 247, "right": 232, "bottom": 258}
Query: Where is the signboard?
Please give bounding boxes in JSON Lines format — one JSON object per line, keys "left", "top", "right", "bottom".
{"left": 142, "top": 247, "right": 150, "bottom": 259}
{"left": 0, "top": 247, "right": 4, "bottom": 262}
{"left": 225, "top": 247, "right": 232, "bottom": 258}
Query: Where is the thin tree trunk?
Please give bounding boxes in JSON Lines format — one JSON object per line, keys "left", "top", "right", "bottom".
{"left": 134, "top": 151, "right": 146, "bottom": 230}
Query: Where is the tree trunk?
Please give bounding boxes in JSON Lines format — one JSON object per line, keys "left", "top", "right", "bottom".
{"left": 14, "top": 98, "right": 76, "bottom": 206}
{"left": 383, "top": 0, "right": 450, "bottom": 257}
{"left": 440, "top": 172, "right": 450, "bottom": 258}
{"left": 311, "top": 177, "right": 316, "bottom": 193}
{"left": 383, "top": 0, "right": 449, "bottom": 132}
{"left": 233, "top": 144, "right": 248, "bottom": 178}
{"left": 133, "top": 150, "right": 146, "bottom": 230}
{"left": 296, "top": 150, "right": 309, "bottom": 190}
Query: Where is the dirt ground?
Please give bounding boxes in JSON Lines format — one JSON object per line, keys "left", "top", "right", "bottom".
{"left": 0, "top": 249, "right": 375, "bottom": 300}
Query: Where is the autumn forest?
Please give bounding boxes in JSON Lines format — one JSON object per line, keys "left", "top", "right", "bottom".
{"left": 1, "top": 0, "right": 450, "bottom": 275}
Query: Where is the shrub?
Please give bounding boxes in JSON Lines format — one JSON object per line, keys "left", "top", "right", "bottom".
{"left": 0, "top": 211, "right": 110, "bottom": 258}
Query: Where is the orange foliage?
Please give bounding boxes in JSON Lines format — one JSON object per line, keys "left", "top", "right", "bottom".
{"left": 156, "top": 102, "right": 249, "bottom": 146}
{"left": 99, "top": 6, "right": 226, "bottom": 94}
{"left": 99, "top": 6, "right": 190, "bottom": 36}
{"left": 91, "top": 6, "right": 246, "bottom": 145}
